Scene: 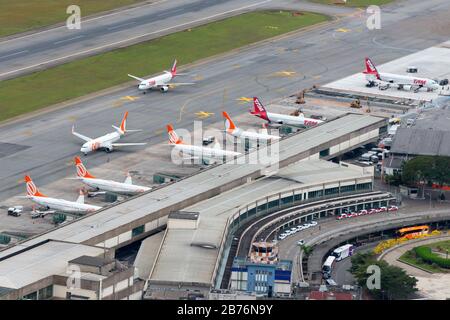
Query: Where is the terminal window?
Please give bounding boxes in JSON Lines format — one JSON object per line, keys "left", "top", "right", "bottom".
{"left": 132, "top": 225, "right": 145, "bottom": 237}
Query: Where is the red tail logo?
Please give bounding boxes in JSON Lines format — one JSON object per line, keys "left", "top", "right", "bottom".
{"left": 25, "top": 175, "right": 46, "bottom": 197}
{"left": 171, "top": 59, "right": 177, "bottom": 77}
{"left": 74, "top": 156, "right": 95, "bottom": 179}
{"left": 251, "top": 97, "right": 269, "bottom": 121}
{"left": 364, "top": 57, "right": 380, "bottom": 79}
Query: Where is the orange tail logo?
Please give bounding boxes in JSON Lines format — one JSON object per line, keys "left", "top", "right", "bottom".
{"left": 167, "top": 124, "right": 183, "bottom": 144}
{"left": 119, "top": 111, "right": 129, "bottom": 134}
{"left": 25, "top": 175, "right": 46, "bottom": 197}
{"left": 74, "top": 156, "right": 95, "bottom": 179}
{"left": 222, "top": 111, "right": 236, "bottom": 132}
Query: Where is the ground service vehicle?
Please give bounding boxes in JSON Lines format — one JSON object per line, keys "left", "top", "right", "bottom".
{"left": 331, "top": 244, "right": 355, "bottom": 261}
{"left": 322, "top": 256, "right": 336, "bottom": 278}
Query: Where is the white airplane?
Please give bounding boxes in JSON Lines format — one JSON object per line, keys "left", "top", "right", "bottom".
{"left": 72, "top": 111, "right": 146, "bottom": 155}
{"left": 363, "top": 57, "right": 440, "bottom": 92}
{"left": 22, "top": 175, "right": 101, "bottom": 214}
{"left": 128, "top": 59, "right": 194, "bottom": 93}
{"left": 72, "top": 156, "right": 151, "bottom": 195}
{"left": 167, "top": 124, "right": 241, "bottom": 164}
{"left": 250, "top": 97, "right": 324, "bottom": 127}
{"left": 222, "top": 111, "right": 280, "bottom": 142}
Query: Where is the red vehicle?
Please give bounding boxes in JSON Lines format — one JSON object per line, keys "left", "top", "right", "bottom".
{"left": 368, "top": 208, "right": 377, "bottom": 215}
{"left": 388, "top": 205, "right": 399, "bottom": 212}
{"left": 337, "top": 213, "right": 348, "bottom": 220}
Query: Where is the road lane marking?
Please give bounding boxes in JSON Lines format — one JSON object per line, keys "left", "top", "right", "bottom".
{"left": 107, "top": 21, "right": 136, "bottom": 31}
{"left": 0, "top": 0, "right": 272, "bottom": 79}
{"left": 0, "top": 50, "right": 29, "bottom": 59}
{"left": 54, "top": 35, "right": 84, "bottom": 45}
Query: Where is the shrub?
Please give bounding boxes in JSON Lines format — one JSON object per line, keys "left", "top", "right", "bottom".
{"left": 414, "top": 246, "right": 450, "bottom": 269}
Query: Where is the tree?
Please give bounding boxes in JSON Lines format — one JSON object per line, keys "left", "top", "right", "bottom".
{"left": 402, "top": 156, "right": 450, "bottom": 187}
{"left": 349, "top": 252, "right": 418, "bottom": 300}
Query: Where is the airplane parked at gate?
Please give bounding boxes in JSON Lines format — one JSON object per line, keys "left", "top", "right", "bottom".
{"left": 128, "top": 59, "right": 194, "bottom": 93}
{"left": 363, "top": 57, "right": 440, "bottom": 92}
{"left": 21, "top": 175, "right": 101, "bottom": 214}
{"left": 72, "top": 111, "right": 146, "bottom": 155}
{"left": 71, "top": 157, "right": 151, "bottom": 195}
{"left": 166, "top": 124, "right": 241, "bottom": 164}
{"left": 222, "top": 111, "right": 280, "bottom": 142}
{"left": 250, "top": 97, "right": 324, "bottom": 128}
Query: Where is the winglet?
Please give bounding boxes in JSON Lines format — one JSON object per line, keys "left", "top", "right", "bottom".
{"left": 74, "top": 156, "right": 96, "bottom": 179}
{"left": 25, "top": 175, "right": 46, "bottom": 197}
{"left": 167, "top": 124, "right": 183, "bottom": 144}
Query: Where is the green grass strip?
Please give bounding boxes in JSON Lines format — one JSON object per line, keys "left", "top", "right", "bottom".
{"left": 310, "top": 0, "right": 394, "bottom": 7}
{"left": 0, "top": 11, "right": 328, "bottom": 122}
{"left": 0, "top": 0, "right": 143, "bottom": 38}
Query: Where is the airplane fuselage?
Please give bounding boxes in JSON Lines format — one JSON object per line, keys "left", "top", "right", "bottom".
{"left": 81, "top": 131, "right": 121, "bottom": 154}
{"left": 138, "top": 73, "right": 173, "bottom": 91}
{"left": 173, "top": 144, "right": 240, "bottom": 160}
{"left": 263, "top": 112, "right": 323, "bottom": 127}
{"left": 366, "top": 72, "right": 439, "bottom": 90}
{"left": 28, "top": 196, "right": 101, "bottom": 214}
{"left": 228, "top": 128, "right": 280, "bottom": 141}
{"left": 80, "top": 178, "right": 150, "bottom": 195}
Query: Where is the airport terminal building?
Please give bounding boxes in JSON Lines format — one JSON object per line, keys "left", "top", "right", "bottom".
{"left": 0, "top": 114, "right": 386, "bottom": 300}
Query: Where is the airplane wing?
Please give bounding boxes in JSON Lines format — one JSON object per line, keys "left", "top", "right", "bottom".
{"left": 111, "top": 142, "right": 147, "bottom": 147}
{"left": 165, "top": 82, "right": 195, "bottom": 87}
{"left": 128, "top": 74, "right": 145, "bottom": 82}
{"left": 72, "top": 126, "right": 92, "bottom": 142}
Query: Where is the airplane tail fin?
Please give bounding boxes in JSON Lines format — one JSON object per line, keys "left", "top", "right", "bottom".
{"left": 250, "top": 97, "right": 269, "bottom": 121}
{"left": 222, "top": 111, "right": 237, "bottom": 132}
{"left": 76, "top": 189, "right": 85, "bottom": 204}
{"left": 113, "top": 111, "right": 129, "bottom": 135}
{"left": 171, "top": 59, "right": 177, "bottom": 77}
{"left": 364, "top": 57, "right": 380, "bottom": 79}
{"left": 25, "top": 175, "right": 46, "bottom": 197}
{"left": 74, "top": 156, "right": 95, "bottom": 179}
{"left": 167, "top": 124, "right": 183, "bottom": 145}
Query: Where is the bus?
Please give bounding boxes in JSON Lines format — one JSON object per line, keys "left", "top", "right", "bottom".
{"left": 322, "top": 256, "right": 336, "bottom": 278}
{"left": 331, "top": 244, "right": 355, "bottom": 261}
{"left": 396, "top": 225, "right": 429, "bottom": 239}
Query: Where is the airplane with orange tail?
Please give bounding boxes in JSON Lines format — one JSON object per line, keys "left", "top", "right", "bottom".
{"left": 22, "top": 175, "right": 101, "bottom": 214}
{"left": 166, "top": 124, "right": 240, "bottom": 164}
{"left": 71, "top": 157, "right": 151, "bottom": 195}
{"left": 128, "top": 59, "right": 194, "bottom": 93}
{"left": 250, "top": 97, "right": 324, "bottom": 128}
{"left": 222, "top": 111, "right": 280, "bottom": 142}
{"left": 72, "top": 111, "right": 146, "bottom": 155}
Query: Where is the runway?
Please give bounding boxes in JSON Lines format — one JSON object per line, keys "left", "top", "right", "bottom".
{"left": 0, "top": 0, "right": 449, "bottom": 204}
{"left": 0, "top": 0, "right": 351, "bottom": 80}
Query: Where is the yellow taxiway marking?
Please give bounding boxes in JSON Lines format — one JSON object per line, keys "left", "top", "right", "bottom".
{"left": 336, "top": 28, "right": 351, "bottom": 33}
{"left": 113, "top": 100, "right": 124, "bottom": 108}
{"left": 121, "top": 95, "right": 139, "bottom": 101}
{"left": 193, "top": 74, "right": 204, "bottom": 81}
{"left": 273, "top": 70, "right": 296, "bottom": 77}
{"left": 237, "top": 97, "right": 252, "bottom": 102}
{"left": 195, "top": 111, "right": 214, "bottom": 119}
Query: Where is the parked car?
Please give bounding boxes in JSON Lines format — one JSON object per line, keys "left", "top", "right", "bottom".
{"left": 310, "top": 221, "right": 318, "bottom": 226}
{"left": 368, "top": 208, "right": 377, "bottom": 215}
{"left": 337, "top": 214, "right": 348, "bottom": 220}
{"left": 297, "top": 239, "right": 305, "bottom": 246}
{"left": 388, "top": 205, "right": 399, "bottom": 212}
